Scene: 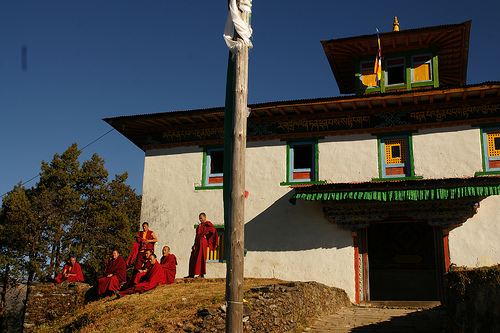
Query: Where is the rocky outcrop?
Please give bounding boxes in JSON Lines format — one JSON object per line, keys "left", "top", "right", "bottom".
{"left": 23, "top": 281, "right": 91, "bottom": 332}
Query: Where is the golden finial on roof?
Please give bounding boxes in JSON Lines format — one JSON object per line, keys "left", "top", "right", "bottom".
{"left": 393, "top": 16, "right": 400, "bottom": 31}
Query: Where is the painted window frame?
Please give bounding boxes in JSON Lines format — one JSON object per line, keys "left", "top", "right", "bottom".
{"left": 411, "top": 54, "right": 433, "bottom": 84}
{"left": 373, "top": 133, "right": 421, "bottom": 181}
{"left": 359, "top": 60, "right": 378, "bottom": 89}
{"left": 280, "top": 139, "right": 324, "bottom": 186}
{"left": 195, "top": 146, "right": 224, "bottom": 190}
{"left": 355, "top": 49, "right": 439, "bottom": 94}
{"left": 385, "top": 56, "right": 406, "bottom": 88}
{"left": 207, "top": 226, "right": 225, "bottom": 263}
{"left": 197, "top": 225, "right": 246, "bottom": 263}
{"left": 476, "top": 126, "right": 500, "bottom": 176}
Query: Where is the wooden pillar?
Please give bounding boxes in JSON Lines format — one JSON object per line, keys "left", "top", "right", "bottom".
{"left": 352, "top": 230, "right": 360, "bottom": 304}
{"left": 225, "top": 2, "right": 251, "bottom": 332}
{"left": 442, "top": 227, "right": 451, "bottom": 272}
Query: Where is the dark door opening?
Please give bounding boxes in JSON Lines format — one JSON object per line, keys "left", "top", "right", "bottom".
{"left": 367, "top": 221, "right": 439, "bottom": 301}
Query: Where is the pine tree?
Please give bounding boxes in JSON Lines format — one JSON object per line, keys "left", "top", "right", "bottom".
{"left": 0, "top": 144, "right": 141, "bottom": 330}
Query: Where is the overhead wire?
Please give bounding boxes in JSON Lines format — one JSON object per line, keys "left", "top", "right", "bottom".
{"left": 0, "top": 128, "right": 116, "bottom": 199}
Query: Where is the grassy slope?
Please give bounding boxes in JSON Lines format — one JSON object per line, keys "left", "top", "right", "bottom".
{"left": 36, "top": 278, "right": 284, "bottom": 333}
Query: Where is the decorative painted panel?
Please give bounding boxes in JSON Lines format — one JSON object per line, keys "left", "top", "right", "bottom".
{"left": 143, "top": 103, "right": 500, "bottom": 147}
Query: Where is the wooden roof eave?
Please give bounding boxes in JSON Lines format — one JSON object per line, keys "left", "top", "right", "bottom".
{"left": 250, "top": 84, "right": 500, "bottom": 116}
{"left": 460, "top": 20, "right": 471, "bottom": 86}
{"left": 105, "top": 83, "right": 500, "bottom": 128}
{"left": 104, "top": 82, "right": 500, "bottom": 151}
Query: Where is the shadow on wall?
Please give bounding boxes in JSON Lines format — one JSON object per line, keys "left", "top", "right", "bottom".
{"left": 244, "top": 191, "right": 351, "bottom": 252}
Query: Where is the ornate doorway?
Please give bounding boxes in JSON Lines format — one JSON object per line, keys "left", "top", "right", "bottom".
{"left": 367, "top": 220, "right": 439, "bottom": 300}
{"left": 322, "top": 197, "right": 482, "bottom": 303}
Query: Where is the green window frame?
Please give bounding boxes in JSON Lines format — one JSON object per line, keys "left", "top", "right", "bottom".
{"left": 194, "top": 225, "right": 246, "bottom": 263}
{"left": 411, "top": 54, "right": 433, "bottom": 84}
{"left": 385, "top": 57, "right": 406, "bottom": 87}
{"left": 373, "top": 133, "right": 422, "bottom": 181}
{"left": 359, "top": 60, "right": 378, "bottom": 89}
{"left": 207, "top": 226, "right": 225, "bottom": 263}
{"left": 355, "top": 50, "right": 439, "bottom": 94}
{"left": 476, "top": 126, "right": 500, "bottom": 176}
{"left": 280, "top": 139, "right": 324, "bottom": 186}
{"left": 195, "top": 146, "right": 224, "bottom": 190}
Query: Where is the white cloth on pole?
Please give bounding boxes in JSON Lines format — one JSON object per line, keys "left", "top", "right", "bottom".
{"left": 223, "top": 0, "right": 253, "bottom": 53}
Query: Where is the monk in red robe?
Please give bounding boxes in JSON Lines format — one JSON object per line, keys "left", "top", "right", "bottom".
{"left": 160, "top": 246, "right": 177, "bottom": 284}
{"left": 115, "top": 254, "right": 164, "bottom": 298}
{"left": 186, "top": 213, "right": 218, "bottom": 278}
{"left": 98, "top": 250, "right": 126, "bottom": 297}
{"left": 126, "top": 222, "right": 158, "bottom": 266}
{"left": 123, "top": 249, "right": 152, "bottom": 290}
{"left": 55, "top": 256, "right": 84, "bottom": 284}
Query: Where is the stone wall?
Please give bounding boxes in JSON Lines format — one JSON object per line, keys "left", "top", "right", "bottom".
{"left": 23, "top": 281, "right": 91, "bottom": 332}
{"left": 183, "top": 281, "right": 352, "bottom": 332}
{"left": 445, "top": 265, "right": 500, "bottom": 333}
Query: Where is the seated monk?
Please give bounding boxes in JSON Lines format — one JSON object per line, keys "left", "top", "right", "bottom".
{"left": 126, "top": 222, "right": 158, "bottom": 266}
{"left": 122, "top": 249, "right": 152, "bottom": 290}
{"left": 115, "top": 254, "right": 163, "bottom": 298}
{"left": 98, "top": 250, "right": 127, "bottom": 297}
{"left": 160, "top": 246, "right": 177, "bottom": 284}
{"left": 55, "top": 256, "right": 84, "bottom": 284}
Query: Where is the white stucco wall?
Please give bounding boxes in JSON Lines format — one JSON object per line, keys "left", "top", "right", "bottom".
{"left": 140, "top": 125, "right": 497, "bottom": 302}
{"left": 320, "top": 134, "right": 379, "bottom": 183}
{"left": 141, "top": 140, "right": 356, "bottom": 301}
{"left": 413, "top": 126, "right": 482, "bottom": 178}
{"left": 449, "top": 195, "right": 500, "bottom": 267}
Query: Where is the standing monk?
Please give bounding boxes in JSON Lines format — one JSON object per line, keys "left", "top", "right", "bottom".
{"left": 98, "top": 250, "right": 126, "bottom": 297}
{"left": 126, "top": 222, "right": 158, "bottom": 266}
{"left": 115, "top": 254, "right": 164, "bottom": 298}
{"left": 55, "top": 256, "right": 84, "bottom": 284}
{"left": 186, "top": 213, "right": 218, "bottom": 278}
{"left": 160, "top": 246, "right": 177, "bottom": 284}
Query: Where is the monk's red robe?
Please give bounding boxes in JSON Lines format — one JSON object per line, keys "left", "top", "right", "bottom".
{"left": 55, "top": 262, "right": 84, "bottom": 284}
{"left": 98, "top": 255, "right": 126, "bottom": 295}
{"left": 119, "top": 261, "right": 163, "bottom": 296}
{"left": 188, "top": 221, "right": 218, "bottom": 276}
{"left": 126, "top": 230, "right": 155, "bottom": 266}
{"left": 160, "top": 254, "right": 177, "bottom": 284}
{"left": 123, "top": 254, "right": 150, "bottom": 290}
{"left": 133, "top": 261, "right": 152, "bottom": 285}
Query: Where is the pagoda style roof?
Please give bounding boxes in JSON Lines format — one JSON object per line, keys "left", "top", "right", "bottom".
{"left": 104, "top": 82, "right": 500, "bottom": 151}
{"left": 321, "top": 21, "right": 471, "bottom": 94}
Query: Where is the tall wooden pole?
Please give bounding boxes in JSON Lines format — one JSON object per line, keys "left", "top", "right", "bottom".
{"left": 224, "top": 1, "right": 251, "bottom": 332}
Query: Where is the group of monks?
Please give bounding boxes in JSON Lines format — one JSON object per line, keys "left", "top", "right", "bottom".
{"left": 103, "top": 222, "right": 178, "bottom": 298}
{"left": 55, "top": 213, "right": 219, "bottom": 299}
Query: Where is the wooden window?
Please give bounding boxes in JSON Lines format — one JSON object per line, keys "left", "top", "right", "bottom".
{"left": 289, "top": 141, "right": 315, "bottom": 182}
{"left": 386, "top": 58, "right": 405, "bottom": 85}
{"left": 385, "top": 138, "right": 407, "bottom": 164}
{"left": 207, "top": 227, "right": 225, "bottom": 262}
{"left": 201, "top": 147, "right": 224, "bottom": 187}
{"left": 360, "top": 61, "right": 377, "bottom": 88}
{"left": 380, "top": 135, "right": 412, "bottom": 178}
{"left": 481, "top": 129, "right": 500, "bottom": 172}
{"left": 412, "top": 55, "right": 432, "bottom": 82}
{"left": 487, "top": 131, "right": 500, "bottom": 157}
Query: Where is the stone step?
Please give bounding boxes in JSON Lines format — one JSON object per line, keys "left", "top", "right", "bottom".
{"left": 359, "top": 300, "right": 441, "bottom": 309}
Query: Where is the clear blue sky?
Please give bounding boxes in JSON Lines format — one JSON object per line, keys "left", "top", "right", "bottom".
{"left": 1, "top": 0, "right": 499, "bottom": 196}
